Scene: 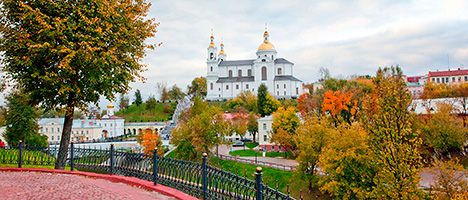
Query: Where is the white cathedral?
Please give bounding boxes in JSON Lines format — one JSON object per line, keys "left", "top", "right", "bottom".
{"left": 206, "top": 29, "right": 303, "bottom": 101}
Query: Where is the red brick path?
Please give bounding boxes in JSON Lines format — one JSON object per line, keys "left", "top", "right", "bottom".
{"left": 0, "top": 168, "right": 198, "bottom": 200}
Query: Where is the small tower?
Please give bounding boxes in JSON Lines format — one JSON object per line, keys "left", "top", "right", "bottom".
{"left": 107, "top": 103, "right": 114, "bottom": 116}
{"left": 256, "top": 27, "right": 277, "bottom": 60}
{"left": 207, "top": 32, "right": 219, "bottom": 100}
{"left": 207, "top": 33, "right": 217, "bottom": 61}
{"left": 218, "top": 40, "right": 226, "bottom": 62}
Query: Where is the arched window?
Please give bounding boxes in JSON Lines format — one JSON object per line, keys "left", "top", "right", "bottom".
{"left": 277, "top": 68, "right": 282, "bottom": 75}
{"left": 272, "top": 55, "right": 274, "bottom": 60}
{"left": 248, "top": 69, "right": 252, "bottom": 76}
{"left": 262, "top": 67, "right": 267, "bottom": 80}
{"left": 229, "top": 70, "right": 232, "bottom": 77}
{"left": 210, "top": 83, "right": 213, "bottom": 90}
{"left": 238, "top": 70, "right": 242, "bottom": 77}
{"left": 210, "top": 66, "right": 213, "bottom": 72}
{"left": 210, "top": 53, "right": 214, "bottom": 59}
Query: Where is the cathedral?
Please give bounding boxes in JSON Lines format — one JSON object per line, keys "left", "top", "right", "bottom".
{"left": 206, "top": 29, "right": 302, "bottom": 101}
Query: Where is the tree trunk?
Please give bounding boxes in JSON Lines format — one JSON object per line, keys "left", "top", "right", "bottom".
{"left": 55, "top": 92, "right": 75, "bottom": 169}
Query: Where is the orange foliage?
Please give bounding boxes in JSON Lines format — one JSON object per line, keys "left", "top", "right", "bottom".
{"left": 139, "top": 128, "right": 163, "bottom": 155}
{"left": 322, "top": 90, "right": 354, "bottom": 117}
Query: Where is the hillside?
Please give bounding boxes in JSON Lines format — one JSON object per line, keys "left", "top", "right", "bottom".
{"left": 115, "top": 102, "right": 177, "bottom": 122}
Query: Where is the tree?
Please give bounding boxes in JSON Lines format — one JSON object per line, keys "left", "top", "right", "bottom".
{"left": 318, "top": 67, "right": 331, "bottom": 82}
{"left": 187, "top": 76, "right": 207, "bottom": 98}
{"left": 156, "top": 82, "right": 169, "bottom": 102}
{"left": 0, "top": 0, "right": 158, "bottom": 169}
{"left": 363, "top": 66, "right": 424, "bottom": 198}
{"left": 134, "top": 89, "right": 143, "bottom": 106}
{"left": 257, "top": 84, "right": 268, "bottom": 117}
{"left": 146, "top": 95, "right": 157, "bottom": 110}
{"left": 422, "top": 102, "right": 466, "bottom": 154}
{"left": 270, "top": 107, "right": 300, "bottom": 153}
{"left": 247, "top": 112, "right": 258, "bottom": 143}
{"left": 430, "top": 159, "right": 468, "bottom": 200}
{"left": 318, "top": 124, "right": 376, "bottom": 199}
{"left": 3, "top": 90, "right": 48, "bottom": 147}
{"left": 293, "top": 116, "right": 330, "bottom": 190}
{"left": 232, "top": 112, "right": 248, "bottom": 141}
{"left": 168, "top": 84, "right": 185, "bottom": 100}
{"left": 321, "top": 90, "right": 357, "bottom": 126}
{"left": 119, "top": 94, "right": 130, "bottom": 111}
{"left": 137, "top": 128, "right": 163, "bottom": 155}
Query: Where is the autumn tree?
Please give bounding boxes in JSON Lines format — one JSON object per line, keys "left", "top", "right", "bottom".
{"left": 169, "top": 84, "right": 185, "bottom": 101}
{"left": 232, "top": 112, "right": 248, "bottom": 141}
{"left": 227, "top": 91, "right": 257, "bottom": 113}
{"left": 430, "top": 159, "right": 468, "bottom": 200}
{"left": 270, "top": 107, "right": 300, "bottom": 153}
{"left": 321, "top": 90, "right": 357, "bottom": 126}
{"left": 146, "top": 95, "right": 157, "bottom": 110}
{"left": 187, "top": 76, "right": 207, "bottom": 98}
{"left": 118, "top": 93, "right": 130, "bottom": 111}
{"left": 363, "top": 66, "right": 424, "bottom": 198}
{"left": 422, "top": 102, "right": 466, "bottom": 155}
{"left": 156, "top": 82, "right": 169, "bottom": 102}
{"left": 137, "top": 128, "right": 163, "bottom": 155}
{"left": 134, "top": 89, "right": 143, "bottom": 106}
{"left": 454, "top": 83, "right": 468, "bottom": 126}
{"left": 293, "top": 116, "right": 330, "bottom": 190}
{"left": 3, "top": 90, "right": 48, "bottom": 147}
{"left": 0, "top": 0, "right": 158, "bottom": 169}
{"left": 318, "top": 124, "right": 376, "bottom": 199}
{"left": 247, "top": 112, "right": 258, "bottom": 143}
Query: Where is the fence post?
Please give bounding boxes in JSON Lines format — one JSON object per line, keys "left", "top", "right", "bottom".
{"left": 202, "top": 153, "right": 208, "bottom": 200}
{"left": 70, "top": 142, "right": 74, "bottom": 171}
{"left": 255, "top": 167, "right": 263, "bottom": 200}
{"left": 153, "top": 148, "right": 158, "bottom": 185}
{"left": 110, "top": 144, "right": 114, "bottom": 175}
{"left": 18, "top": 140, "right": 22, "bottom": 168}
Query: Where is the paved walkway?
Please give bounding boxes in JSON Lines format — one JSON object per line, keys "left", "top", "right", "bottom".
{"left": 0, "top": 168, "right": 198, "bottom": 200}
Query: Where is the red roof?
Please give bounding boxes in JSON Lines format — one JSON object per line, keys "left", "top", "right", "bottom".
{"left": 429, "top": 69, "right": 468, "bottom": 77}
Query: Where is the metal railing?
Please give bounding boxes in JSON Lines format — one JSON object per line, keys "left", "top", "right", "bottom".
{"left": 216, "top": 154, "right": 296, "bottom": 172}
{"left": 0, "top": 142, "right": 294, "bottom": 200}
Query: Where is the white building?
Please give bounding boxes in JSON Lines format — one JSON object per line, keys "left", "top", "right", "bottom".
{"left": 39, "top": 118, "right": 103, "bottom": 144}
{"left": 206, "top": 29, "right": 302, "bottom": 101}
{"left": 97, "top": 103, "right": 125, "bottom": 138}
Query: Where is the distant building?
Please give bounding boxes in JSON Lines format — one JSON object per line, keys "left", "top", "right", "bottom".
{"left": 428, "top": 68, "right": 468, "bottom": 84}
{"left": 406, "top": 82, "right": 424, "bottom": 98}
{"left": 98, "top": 103, "right": 125, "bottom": 138}
{"left": 206, "top": 29, "right": 302, "bottom": 101}
{"left": 124, "top": 122, "right": 166, "bottom": 136}
{"left": 257, "top": 115, "right": 287, "bottom": 152}
{"left": 39, "top": 118, "right": 102, "bottom": 144}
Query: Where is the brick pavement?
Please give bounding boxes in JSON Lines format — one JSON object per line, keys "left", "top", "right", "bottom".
{"left": 0, "top": 169, "right": 194, "bottom": 200}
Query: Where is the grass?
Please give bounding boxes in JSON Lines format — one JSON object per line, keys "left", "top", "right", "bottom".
{"left": 115, "top": 102, "right": 177, "bottom": 122}
{"left": 245, "top": 142, "right": 259, "bottom": 149}
{"left": 0, "top": 163, "right": 71, "bottom": 170}
{"left": 229, "top": 149, "right": 294, "bottom": 158}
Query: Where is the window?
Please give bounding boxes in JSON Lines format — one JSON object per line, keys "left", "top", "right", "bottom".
{"left": 272, "top": 55, "right": 274, "bottom": 60}
{"left": 262, "top": 59, "right": 266, "bottom": 62}
{"left": 459, "top": 77, "right": 462, "bottom": 82}
{"left": 81, "top": 131, "right": 84, "bottom": 134}
{"left": 248, "top": 69, "right": 252, "bottom": 76}
{"left": 264, "top": 135, "right": 267, "bottom": 142}
{"left": 246, "top": 84, "right": 249, "bottom": 89}
{"left": 226, "top": 85, "right": 229, "bottom": 90}
{"left": 210, "top": 53, "right": 214, "bottom": 59}
{"left": 51, "top": 128, "right": 54, "bottom": 133}
{"left": 278, "top": 68, "right": 282, "bottom": 75}
{"left": 437, "top": 78, "right": 440, "bottom": 83}
{"left": 442, "top": 78, "right": 445, "bottom": 83}
{"left": 57, "top": 128, "right": 60, "bottom": 132}
{"left": 238, "top": 70, "right": 242, "bottom": 77}
{"left": 229, "top": 70, "right": 232, "bottom": 77}
{"left": 57, "top": 136, "right": 60, "bottom": 140}
{"left": 453, "top": 77, "right": 455, "bottom": 82}
{"left": 446, "top": 77, "right": 449, "bottom": 82}
{"left": 210, "top": 83, "right": 213, "bottom": 90}
{"left": 284, "top": 84, "right": 286, "bottom": 89}
{"left": 51, "top": 136, "right": 54, "bottom": 141}
{"left": 296, "top": 87, "right": 299, "bottom": 95}
{"left": 465, "top": 76, "right": 467, "bottom": 81}
{"left": 279, "top": 146, "right": 281, "bottom": 151}
{"left": 262, "top": 67, "right": 267, "bottom": 80}
{"left": 86, "top": 131, "right": 89, "bottom": 134}
{"left": 46, "top": 128, "right": 48, "bottom": 133}
{"left": 432, "top": 78, "right": 435, "bottom": 82}
{"left": 210, "top": 66, "right": 213, "bottom": 72}
{"left": 218, "top": 88, "right": 221, "bottom": 91}
{"left": 272, "top": 146, "right": 275, "bottom": 151}
{"left": 277, "top": 91, "right": 279, "bottom": 96}
{"left": 263, "top": 123, "right": 267, "bottom": 130}
{"left": 236, "top": 85, "right": 239, "bottom": 89}
{"left": 110, "top": 123, "right": 112, "bottom": 127}
{"left": 277, "top": 84, "right": 279, "bottom": 89}
{"left": 284, "top": 91, "right": 286, "bottom": 95}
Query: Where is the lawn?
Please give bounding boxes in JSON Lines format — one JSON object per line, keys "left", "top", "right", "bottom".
{"left": 229, "top": 149, "right": 294, "bottom": 158}
{"left": 115, "top": 102, "right": 177, "bottom": 122}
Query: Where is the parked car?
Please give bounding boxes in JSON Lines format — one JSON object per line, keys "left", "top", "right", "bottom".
{"left": 240, "top": 138, "right": 252, "bottom": 143}
{"left": 232, "top": 141, "right": 245, "bottom": 147}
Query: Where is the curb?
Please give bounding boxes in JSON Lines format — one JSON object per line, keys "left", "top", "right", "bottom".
{"left": 0, "top": 167, "right": 199, "bottom": 200}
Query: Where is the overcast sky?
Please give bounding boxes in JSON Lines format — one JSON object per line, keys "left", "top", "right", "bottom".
{"left": 1, "top": 0, "right": 468, "bottom": 108}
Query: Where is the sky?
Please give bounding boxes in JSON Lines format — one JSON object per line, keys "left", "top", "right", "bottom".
{"left": 1, "top": 0, "right": 468, "bottom": 108}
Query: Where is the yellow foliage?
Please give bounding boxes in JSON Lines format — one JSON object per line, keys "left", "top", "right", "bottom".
{"left": 138, "top": 128, "right": 163, "bottom": 155}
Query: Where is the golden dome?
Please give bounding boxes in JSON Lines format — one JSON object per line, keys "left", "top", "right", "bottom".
{"left": 107, "top": 103, "right": 114, "bottom": 109}
{"left": 219, "top": 49, "right": 226, "bottom": 55}
{"left": 208, "top": 42, "right": 216, "bottom": 49}
{"left": 258, "top": 41, "right": 275, "bottom": 51}
{"left": 264, "top": 30, "right": 269, "bottom": 36}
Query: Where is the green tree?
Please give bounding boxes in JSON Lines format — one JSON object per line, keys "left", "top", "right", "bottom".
{"left": 168, "top": 84, "right": 184, "bottom": 100}
{"left": 247, "top": 112, "right": 258, "bottom": 143}
{"left": 3, "top": 90, "right": 48, "bottom": 147}
{"left": 293, "top": 116, "right": 330, "bottom": 190}
{"left": 422, "top": 102, "right": 466, "bottom": 154}
{"left": 145, "top": 95, "right": 157, "bottom": 110}
{"left": 363, "top": 66, "right": 424, "bottom": 199}
{"left": 156, "top": 82, "right": 169, "bottom": 102}
{"left": 257, "top": 84, "right": 268, "bottom": 117}
{"left": 134, "top": 89, "right": 143, "bottom": 106}
{"left": 263, "top": 94, "right": 281, "bottom": 117}
{"left": 187, "top": 76, "right": 207, "bottom": 98}
{"left": 0, "top": 0, "right": 157, "bottom": 169}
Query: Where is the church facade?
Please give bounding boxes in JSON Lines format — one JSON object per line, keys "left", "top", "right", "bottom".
{"left": 206, "top": 29, "right": 302, "bottom": 101}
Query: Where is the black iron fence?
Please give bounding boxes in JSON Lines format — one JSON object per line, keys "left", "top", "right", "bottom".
{"left": 0, "top": 142, "right": 294, "bottom": 200}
